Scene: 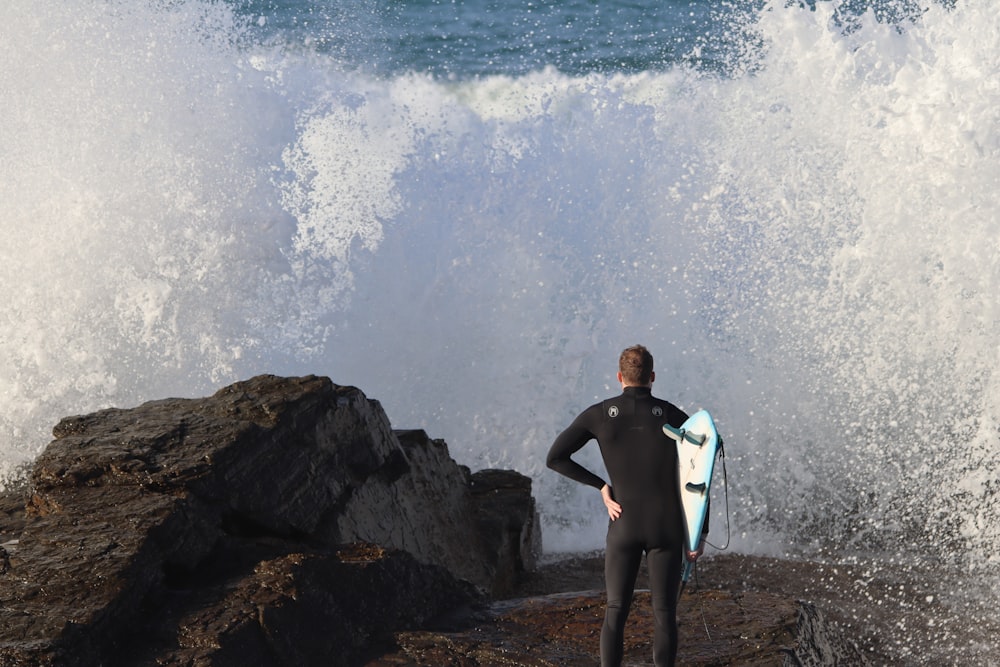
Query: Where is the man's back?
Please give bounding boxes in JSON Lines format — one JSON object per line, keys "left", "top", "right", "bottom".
{"left": 591, "top": 387, "right": 687, "bottom": 507}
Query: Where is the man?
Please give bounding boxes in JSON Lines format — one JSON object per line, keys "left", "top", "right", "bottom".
{"left": 546, "top": 344, "right": 706, "bottom": 667}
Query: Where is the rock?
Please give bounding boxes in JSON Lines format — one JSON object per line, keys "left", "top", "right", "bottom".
{"left": 365, "top": 587, "right": 844, "bottom": 666}
{"left": 468, "top": 467, "right": 542, "bottom": 596}
{"left": 123, "top": 542, "right": 479, "bottom": 667}
{"left": 500, "top": 553, "right": 877, "bottom": 666}
{"left": 0, "top": 375, "right": 536, "bottom": 666}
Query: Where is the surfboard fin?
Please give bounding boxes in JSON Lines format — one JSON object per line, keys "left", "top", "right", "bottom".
{"left": 686, "top": 482, "right": 707, "bottom": 493}
{"left": 662, "top": 424, "right": 707, "bottom": 446}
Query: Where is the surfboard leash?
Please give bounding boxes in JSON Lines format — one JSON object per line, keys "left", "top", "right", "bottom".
{"left": 704, "top": 437, "right": 731, "bottom": 553}
{"left": 679, "top": 561, "right": 714, "bottom": 640}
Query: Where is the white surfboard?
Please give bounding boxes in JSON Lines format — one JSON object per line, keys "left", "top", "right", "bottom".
{"left": 663, "top": 409, "right": 720, "bottom": 576}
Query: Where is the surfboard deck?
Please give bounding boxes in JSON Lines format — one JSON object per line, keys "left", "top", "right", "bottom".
{"left": 663, "top": 409, "right": 720, "bottom": 559}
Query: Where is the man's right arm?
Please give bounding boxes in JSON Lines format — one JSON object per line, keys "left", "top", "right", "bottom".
{"left": 546, "top": 411, "right": 606, "bottom": 490}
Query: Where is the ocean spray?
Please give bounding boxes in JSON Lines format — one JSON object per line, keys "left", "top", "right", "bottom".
{"left": 2, "top": 0, "right": 999, "bottom": 593}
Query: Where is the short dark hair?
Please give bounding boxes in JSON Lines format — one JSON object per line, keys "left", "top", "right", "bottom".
{"left": 619, "top": 345, "right": 654, "bottom": 385}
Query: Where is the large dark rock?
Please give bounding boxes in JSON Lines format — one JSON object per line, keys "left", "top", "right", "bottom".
{"left": 0, "top": 375, "right": 537, "bottom": 666}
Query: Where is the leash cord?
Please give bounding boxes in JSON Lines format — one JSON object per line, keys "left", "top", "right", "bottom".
{"left": 704, "top": 439, "right": 731, "bottom": 552}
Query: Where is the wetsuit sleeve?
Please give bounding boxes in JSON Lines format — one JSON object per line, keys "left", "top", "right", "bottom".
{"left": 546, "top": 410, "right": 606, "bottom": 490}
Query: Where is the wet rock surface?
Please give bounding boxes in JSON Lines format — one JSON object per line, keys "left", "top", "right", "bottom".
{"left": 120, "top": 542, "right": 480, "bottom": 667}
{"left": 364, "top": 553, "right": 867, "bottom": 667}
{"left": 491, "top": 550, "right": 1000, "bottom": 666}
{"left": 367, "top": 588, "right": 808, "bottom": 667}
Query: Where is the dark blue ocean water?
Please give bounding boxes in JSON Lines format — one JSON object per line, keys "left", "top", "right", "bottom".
{"left": 233, "top": 0, "right": 933, "bottom": 77}
{"left": 236, "top": 0, "right": 727, "bottom": 76}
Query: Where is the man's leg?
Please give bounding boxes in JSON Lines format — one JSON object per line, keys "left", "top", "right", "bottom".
{"left": 646, "top": 547, "right": 683, "bottom": 667}
{"left": 601, "top": 531, "right": 643, "bottom": 667}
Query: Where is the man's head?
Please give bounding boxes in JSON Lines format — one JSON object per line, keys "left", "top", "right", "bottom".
{"left": 618, "top": 344, "right": 654, "bottom": 387}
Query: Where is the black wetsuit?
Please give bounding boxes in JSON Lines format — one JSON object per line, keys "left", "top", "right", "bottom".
{"left": 546, "top": 385, "right": 690, "bottom": 667}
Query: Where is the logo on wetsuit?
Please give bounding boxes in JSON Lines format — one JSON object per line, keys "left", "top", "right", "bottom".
{"left": 608, "top": 405, "right": 619, "bottom": 418}
{"left": 652, "top": 406, "right": 663, "bottom": 417}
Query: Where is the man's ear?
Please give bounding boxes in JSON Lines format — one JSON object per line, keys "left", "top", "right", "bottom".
{"left": 650, "top": 370, "right": 655, "bottom": 383}
{"left": 616, "top": 371, "right": 624, "bottom": 385}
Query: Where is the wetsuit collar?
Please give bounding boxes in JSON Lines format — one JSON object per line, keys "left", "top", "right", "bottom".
{"left": 621, "top": 385, "right": 652, "bottom": 397}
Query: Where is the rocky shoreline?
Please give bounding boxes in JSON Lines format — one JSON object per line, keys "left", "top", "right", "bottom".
{"left": 368, "top": 555, "right": 847, "bottom": 666}
{"left": 0, "top": 374, "right": 967, "bottom": 665}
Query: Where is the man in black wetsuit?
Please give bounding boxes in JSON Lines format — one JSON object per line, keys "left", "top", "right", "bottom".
{"left": 546, "top": 344, "right": 706, "bottom": 667}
